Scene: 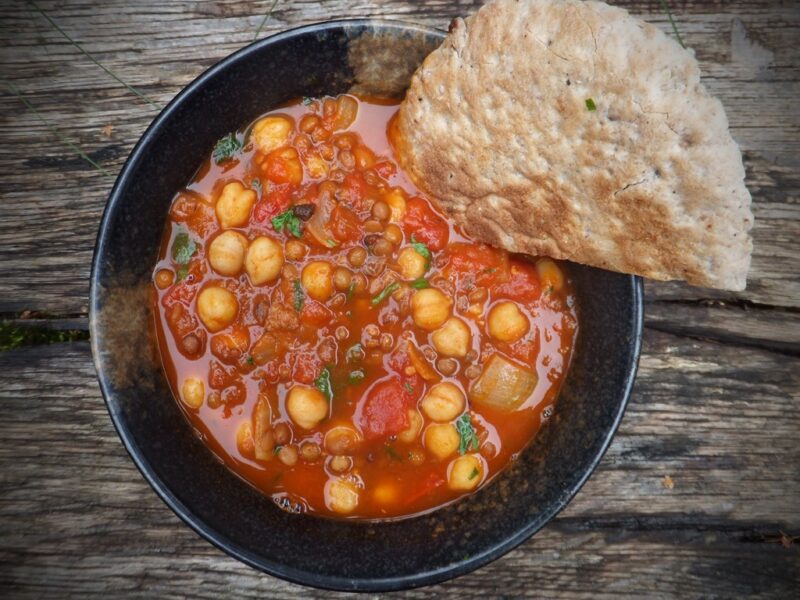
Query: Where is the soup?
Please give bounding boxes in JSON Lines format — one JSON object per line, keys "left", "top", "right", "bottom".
{"left": 151, "top": 95, "right": 577, "bottom": 519}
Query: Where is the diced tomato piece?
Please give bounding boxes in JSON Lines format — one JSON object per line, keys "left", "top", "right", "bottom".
{"left": 494, "top": 262, "right": 541, "bottom": 302}
{"left": 445, "top": 243, "right": 508, "bottom": 287}
{"left": 372, "top": 160, "right": 396, "bottom": 179}
{"left": 264, "top": 147, "right": 303, "bottom": 185}
{"left": 388, "top": 347, "right": 423, "bottom": 392}
{"left": 162, "top": 280, "right": 197, "bottom": 309}
{"left": 403, "top": 197, "right": 449, "bottom": 250}
{"left": 329, "top": 204, "right": 362, "bottom": 242}
{"left": 292, "top": 351, "right": 322, "bottom": 385}
{"left": 300, "top": 299, "right": 332, "bottom": 326}
{"left": 358, "top": 378, "right": 411, "bottom": 440}
{"left": 208, "top": 360, "right": 233, "bottom": 390}
{"left": 340, "top": 172, "right": 369, "bottom": 210}
{"left": 403, "top": 471, "right": 445, "bottom": 507}
{"left": 509, "top": 339, "right": 539, "bottom": 364}
{"left": 253, "top": 184, "right": 293, "bottom": 223}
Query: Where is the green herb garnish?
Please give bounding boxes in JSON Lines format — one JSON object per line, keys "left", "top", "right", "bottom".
{"left": 171, "top": 232, "right": 196, "bottom": 265}
{"left": 273, "top": 445, "right": 283, "bottom": 455}
{"left": 272, "top": 208, "right": 303, "bottom": 237}
{"left": 384, "top": 444, "right": 401, "bottom": 461}
{"left": 314, "top": 367, "right": 333, "bottom": 402}
{"left": 544, "top": 285, "right": 554, "bottom": 296}
{"left": 585, "top": 98, "right": 597, "bottom": 112}
{"left": 293, "top": 279, "right": 305, "bottom": 312}
{"left": 403, "top": 382, "right": 414, "bottom": 394}
{"left": 468, "top": 467, "right": 480, "bottom": 480}
{"left": 246, "top": 355, "right": 255, "bottom": 365}
{"left": 251, "top": 178, "right": 262, "bottom": 196}
{"left": 410, "top": 278, "right": 429, "bottom": 289}
{"left": 325, "top": 239, "right": 339, "bottom": 248}
{"left": 348, "top": 369, "right": 365, "bottom": 384}
{"left": 175, "top": 264, "right": 189, "bottom": 282}
{"left": 302, "top": 96, "right": 313, "bottom": 105}
{"left": 456, "top": 414, "right": 479, "bottom": 455}
{"left": 410, "top": 235, "right": 432, "bottom": 269}
{"left": 212, "top": 133, "right": 242, "bottom": 164}
{"left": 371, "top": 282, "right": 400, "bottom": 306}
{"left": 346, "top": 281, "right": 356, "bottom": 301}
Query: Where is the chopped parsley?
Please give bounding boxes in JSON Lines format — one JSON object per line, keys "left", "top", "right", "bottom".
{"left": 325, "top": 239, "right": 339, "bottom": 248}
{"left": 175, "top": 264, "right": 189, "bottom": 282}
{"left": 410, "top": 278, "right": 429, "bottom": 289}
{"left": 273, "top": 445, "right": 283, "bottom": 455}
{"left": 293, "top": 279, "right": 305, "bottom": 312}
{"left": 302, "top": 96, "right": 313, "bottom": 105}
{"left": 346, "top": 281, "right": 356, "bottom": 301}
{"left": 410, "top": 235, "right": 432, "bottom": 269}
{"left": 456, "top": 414, "right": 479, "bottom": 455}
{"left": 585, "top": 98, "right": 597, "bottom": 112}
{"left": 384, "top": 444, "right": 401, "bottom": 461}
{"left": 348, "top": 369, "right": 365, "bottom": 384}
{"left": 314, "top": 367, "right": 333, "bottom": 402}
{"left": 544, "top": 285, "right": 554, "bottom": 295}
{"left": 403, "top": 381, "right": 414, "bottom": 394}
{"left": 246, "top": 355, "right": 255, "bottom": 365}
{"left": 371, "top": 282, "right": 400, "bottom": 306}
{"left": 212, "top": 133, "right": 242, "bottom": 164}
{"left": 468, "top": 467, "right": 480, "bottom": 480}
{"left": 272, "top": 208, "right": 303, "bottom": 237}
{"left": 171, "top": 232, "right": 196, "bottom": 265}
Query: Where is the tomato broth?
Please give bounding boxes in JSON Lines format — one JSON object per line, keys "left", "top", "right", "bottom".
{"left": 152, "top": 95, "right": 578, "bottom": 519}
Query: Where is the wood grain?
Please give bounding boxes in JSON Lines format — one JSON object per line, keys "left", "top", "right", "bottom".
{"left": 0, "top": 336, "right": 797, "bottom": 598}
{"left": 1, "top": 0, "right": 799, "bottom": 597}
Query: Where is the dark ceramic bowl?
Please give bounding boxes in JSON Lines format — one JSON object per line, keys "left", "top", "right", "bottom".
{"left": 90, "top": 19, "right": 643, "bottom": 592}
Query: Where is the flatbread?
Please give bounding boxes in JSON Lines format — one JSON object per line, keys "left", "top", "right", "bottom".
{"left": 394, "top": 0, "right": 753, "bottom": 290}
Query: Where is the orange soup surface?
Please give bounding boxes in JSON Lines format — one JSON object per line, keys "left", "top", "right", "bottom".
{"left": 152, "top": 95, "right": 578, "bottom": 519}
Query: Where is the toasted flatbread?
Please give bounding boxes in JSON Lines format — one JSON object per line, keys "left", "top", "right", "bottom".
{"left": 395, "top": 0, "right": 753, "bottom": 290}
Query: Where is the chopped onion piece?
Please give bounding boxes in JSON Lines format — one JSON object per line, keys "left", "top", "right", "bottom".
{"left": 253, "top": 394, "right": 274, "bottom": 460}
{"left": 469, "top": 354, "right": 537, "bottom": 411}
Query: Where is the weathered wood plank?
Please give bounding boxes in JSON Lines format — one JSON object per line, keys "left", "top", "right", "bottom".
{"left": 0, "top": 1, "right": 798, "bottom": 314}
{"left": 0, "top": 331, "right": 797, "bottom": 596}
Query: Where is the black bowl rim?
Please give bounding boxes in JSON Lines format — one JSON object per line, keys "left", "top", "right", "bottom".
{"left": 90, "top": 18, "right": 644, "bottom": 592}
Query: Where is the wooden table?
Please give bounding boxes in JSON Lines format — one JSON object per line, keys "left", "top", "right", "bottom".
{"left": 1, "top": 1, "right": 798, "bottom": 597}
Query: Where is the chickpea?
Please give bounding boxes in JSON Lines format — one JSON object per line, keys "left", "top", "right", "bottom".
{"left": 385, "top": 188, "right": 407, "bottom": 220}
{"left": 487, "top": 301, "right": 529, "bottom": 342}
{"left": 277, "top": 445, "right": 299, "bottom": 466}
{"left": 266, "top": 147, "right": 304, "bottom": 185}
{"left": 236, "top": 421, "right": 254, "bottom": 456}
{"left": 181, "top": 377, "right": 205, "bottom": 409}
{"left": 299, "top": 114, "right": 320, "bottom": 133}
{"left": 448, "top": 454, "right": 484, "bottom": 491}
{"left": 397, "top": 247, "right": 427, "bottom": 280}
{"left": 325, "top": 425, "right": 361, "bottom": 455}
{"left": 397, "top": 409, "right": 423, "bottom": 443}
{"left": 384, "top": 224, "right": 403, "bottom": 245}
{"left": 328, "top": 455, "right": 352, "bottom": 473}
{"left": 431, "top": 317, "right": 471, "bottom": 358}
{"left": 208, "top": 230, "right": 248, "bottom": 276}
{"left": 332, "top": 267, "right": 352, "bottom": 292}
{"left": 305, "top": 154, "right": 329, "bottom": 179}
{"left": 300, "top": 441, "right": 322, "bottom": 462}
{"left": 251, "top": 115, "right": 293, "bottom": 154}
{"left": 273, "top": 422, "right": 291, "bottom": 445}
{"left": 155, "top": 268, "right": 174, "bottom": 289}
{"left": 284, "top": 239, "right": 308, "bottom": 261}
{"left": 412, "top": 288, "right": 452, "bottom": 331}
{"left": 420, "top": 382, "right": 465, "bottom": 423}
{"left": 215, "top": 182, "right": 256, "bottom": 228}
{"left": 301, "top": 260, "right": 334, "bottom": 301}
{"left": 347, "top": 246, "right": 367, "bottom": 268}
{"left": 286, "top": 386, "right": 328, "bottom": 430}
{"left": 246, "top": 236, "right": 284, "bottom": 285}
{"left": 372, "top": 238, "right": 393, "bottom": 257}
{"left": 371, "top": 201, "right": 390, "bottom": 221}
{"left": 351, "top": 273, "right": 368, "bottom": 294}
{"left": 197, "top": 286, "right": 238, "bottom": 332}
{"left": 536, "top": 258, "right": 564, "bottom": 293}
{"left": 364, "top": 219, "right": 384, "bottom": 233}
{"left": 423, "top": 423, "right": 460, "bottom": 460}
{"left": 325, "top": 478, "right": 359, "bottom": 514}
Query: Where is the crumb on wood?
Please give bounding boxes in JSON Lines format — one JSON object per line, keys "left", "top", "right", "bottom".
{"left": 101, "top": 124, "right": 114, "bottom": 138}
{"left": 662, "top": 475, "right": 675, "bottom": 489}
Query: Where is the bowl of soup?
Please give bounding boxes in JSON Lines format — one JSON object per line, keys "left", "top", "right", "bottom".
{"left": 91, "top": 19, "right": 642, "bottom": 591}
